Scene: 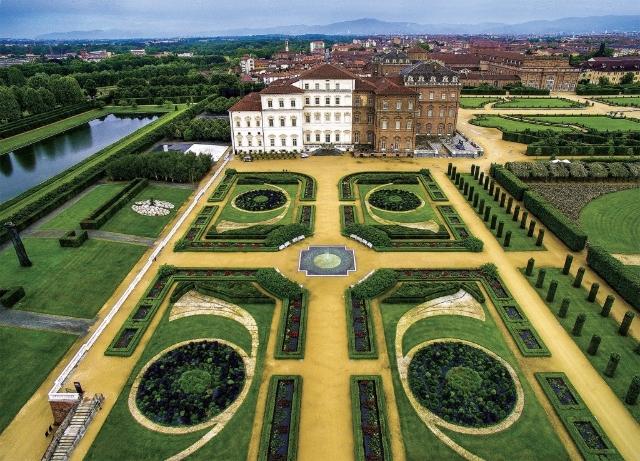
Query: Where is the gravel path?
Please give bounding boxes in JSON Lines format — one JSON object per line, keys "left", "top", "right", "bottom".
{"left": 0, "top": 307, "right": 93, "bottom": 335}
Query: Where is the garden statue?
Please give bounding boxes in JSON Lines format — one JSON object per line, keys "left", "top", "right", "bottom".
{"left": 3, "top": 222, "right": 32, "bottom": 267}
{"left": 455, "top": 139, "right": 464, "bottom": 150}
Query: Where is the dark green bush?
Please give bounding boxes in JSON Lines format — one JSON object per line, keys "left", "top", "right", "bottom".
{"left": 107, "top": 151, "right": 212, "bottom": 183}
{"left": 463, "top": 237, "right": 484, "bottom": 252}
{"left": 491, "top": 165, "right": 529, "bottom": 201}
{"left": 351, "top": 269, "right": 399, "bottom": 299}
{"left": 255, "top": 268, "right": 302, "bottom": 298}
{"left": 587, "top": 245, "right": 640, "bottom": 310}
{"left": 80, "top": 178, "right": 148, "bottom": 229}
{"left": 344, "top": 224, "right": 392, "bottom": 247}
{"left": 264, "top": 224, "right": 310, "bottom": 247}
{"left": 58, "top": 229, "right": 88, "bottom": 247}
{"left": 0, "top": 286, "right": 25, "bottom": 307}
{"left": 523, "top": 190, "right": 587, "bottom": 251}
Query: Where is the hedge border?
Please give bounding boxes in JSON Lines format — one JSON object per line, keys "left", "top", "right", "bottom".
{"left": 80, "top": 178, "right": 148, "bottom": 229}
{"left": 535, "top": 372, "right": 622, "bottom": 460}
{"left": 58, "top": 229, "right": 88, "bottom": 248}
{"left": 105, "top": 267, "right": 307, "bottom": 358}
{"left": 587, "top": 245, "right": 640, "bottom": 310}
{"left": 346, "top": 289, "right": 379, "bottom": 359}
{"left": 350, "top": 375, "right": 393, "bottom": 461}
{"left": 0, "top": 286, "right": 26, "bottom": 308}
{"left": 257, "top": 375, "right": 302, "bottom": 461}
{"left": 274, "top": 292, "right": 309, "bottom": 360}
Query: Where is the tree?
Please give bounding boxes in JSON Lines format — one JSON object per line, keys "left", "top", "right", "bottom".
{"left": 37, "top": 87, "right": 56, "bottom": 109}
{"left": 0, "top": 87, "right": 21, "bottom": 122}
{"left": 21, "top": 86, "right": 47, "bottom": 114}
{"left": 593, "top": 42, "right": 613, "bottom": 58}
{"left": 83, "top": 78, "right": 98, "bottom": 98}
{"left": 598, "top": 76, "right": 611, "bottom": 86}
{"left": 6, "top": 67, "right": 26, "bottom": 86}
{"left": 27, "top": 73, "right": 50, "bottom": 89}
{"left": 621, "top": 72, "right": 635, "bottom": 85}
{"left": 48, "top": 76, "right": 85, "bottom": 105}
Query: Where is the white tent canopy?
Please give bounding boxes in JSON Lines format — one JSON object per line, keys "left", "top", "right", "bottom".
{"left": 184, "top": 144, "right": 228, "bottom": 161}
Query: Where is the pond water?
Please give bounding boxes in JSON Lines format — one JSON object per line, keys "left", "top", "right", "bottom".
{"left": 0, "top": 113, "right": 159, "bottom": 204}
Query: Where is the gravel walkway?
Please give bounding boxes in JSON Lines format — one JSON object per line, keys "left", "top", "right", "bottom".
{"left": 0, "top": 307, "right": 93, "bottom": 335}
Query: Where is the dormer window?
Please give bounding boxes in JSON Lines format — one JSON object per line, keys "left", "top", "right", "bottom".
{"left": 430, "top": 76, "right": 436, "bottom": 82}
{"left": 408, "top": 76, "right": 414, "bottom": 82}
{"left": 452, "top": 76, "right": 458, "bottom": 82}
{"left": 418, "top": 76, "right": 424, "bottom": 82}
{"left": 442, "top": 76, "right": 448, "bottom": 83}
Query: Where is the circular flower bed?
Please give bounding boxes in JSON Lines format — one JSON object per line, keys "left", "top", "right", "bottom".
{"left": 132, "top": 199, "right": 175, "bottom": 216}
{"left": 368, "top": 189, "right": 421, "bottom": 212}
{"left": 234, "top": 189, "right": 287, "bottom": 212}
{"left": 136, "top": 341, "right": 245, "bottom": 426}
{"left": 407, "top": 342, "right": 517, "bottom": 427}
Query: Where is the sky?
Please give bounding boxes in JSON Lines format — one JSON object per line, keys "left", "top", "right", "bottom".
{"left": 0, "top": 0, "right": 639, "bottom": 38}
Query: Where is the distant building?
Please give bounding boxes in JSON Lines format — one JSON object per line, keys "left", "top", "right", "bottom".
{"left": 79, "top": 50, "right": 112, "bottom": 62}
{"left": 130, "top": 49, "right": 146, "bottom": 56}
{"left": 371, "top": 49, "right": 412, "bottom": 76}
{"left": 310, "top": 40, "right": 325, "bottom": 54}
{"left": 580, "top": 57, "right": 640, "bottom": 84}
{"left": 240, "top": 55, "right": 255, "bottom": 74}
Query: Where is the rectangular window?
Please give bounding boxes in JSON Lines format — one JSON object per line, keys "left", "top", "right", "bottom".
{"left": 335, "top": 113, "right": 341, "bottom": 122}
{"left": 316, "top": 133, "right": 321, "bottom": 142}
{"left": 247, "top": 120, "right": 251, "bottom": 127}
{"left": 449, "top": 108, "right": 455, "bottom": 117}
{"left": 335, "top": 97, "right": 340, "bottom": 105}
{"left": 429, "top": 92, "right": 434, "bottom": 100}
{"left": 335, "top": 133, "right": 340, "bottom": 142}
{"left": 325, "top": 82, "right": 330, "bottom": 90}
{"left": 279, "top": 99, "right": 285, "bottom": 108}
{"left": 325, "top": 113, "right": 330, "bottom": 121}
{"left": 291, "top": 99, "right": 296, "bottom": 108}
{"left": 382, "top": 120, "right": 388, "bottom": 130}
{"left": 439, "top": 109, "right": 444, "bottom": 117}
{"left": 315, "top": 83, "right": 320, "bottom": 90}
{"left": 441, "top": 93, "right": 446, "bottom": 100}
{"left": 280, "top": 138, "right": 286, "bottom": 147}
{"left": 280, "top": 118, "right": 285, "bottom": 127}
{"left": 267, "top": 100, "right": 273, "bottom": 108}
{"left": 354, "top": 131, "right": 360, "bottom": 143}
{"left": 236, "top": 120, "right": 240, "bottom": 127}
{"left": 325, "top": 134, "right": 331, "bottom": 143}
{"left": 306, "top": 133, "right": 311, "bottom": 142}
{"left": 304, "top": 83, "right": 309, "bottom": 90}
{"left": 269, "top": 118, "right": 274, "bottom": 127}
{"left": 315, "top": 97, "right": 320, "bottom": 105}
{"left": 270, "top": 138, "right": 275, "bottom": 146}
{"left": 305, "top": 97, "right": 310, "bottom": 105}
{"left": 396, "top": 100, "right": 402, "bottom": 110}
{"left": 292, "top": 118, "right": 297, "bottom": 127}
{"left": 382, "top": 100, "right": 388, "bottom": 110}
{"left": 325, "top": 97, "right": 330, "bottom": 105}
{"left": 335, "top": 83, "right": 340, "bottom": 90}
{"left": 450, "top": 92, "right": 456, "bottom": 99}
{"left": 354, "top": 113, "right": 360, "bottom": 123}
{"left": 248, "top": 139, "right": 252, "bottom": 146}
{"left": 395, "top": 120, "right": 401, "bottom": 130}
{"left": 367, "top": 114, "right": 374, "bottom": 124}
{"left": 367, "top": 132, "right": 374, "bottom": 143}
{"left": 355, "top": 97, "right": 361, "bottom": 106}
{"left": 292, "top": 138, "right": 298, "bottom": 146}
{"left": 305, "top": 114, "right": 311, "bottom": 123}
{"left": 256, "top": 119, "right": 261, "bottom": 127}
{"left": 408, "top": 101, "right": 414, "bottom": 110}
{"left": 407, "top": 120, "right": 413, "bottom": 129}
{"left": 427, "top": 109, "right": 432, "bottom": 117}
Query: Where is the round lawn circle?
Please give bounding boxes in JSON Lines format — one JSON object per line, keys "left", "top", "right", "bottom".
{"left": 368, "top": 188, "right": 421, "bottom": 212}
{"left": 407, "top": 342, "right": 517, "bottom": 427}
{"left": 234, "top": 189, "right": 287, "bottom": 212}
{"left": 135, "top": 341, "right": 245, "bottom": 427}
{"left": 313, "top": 252, "right": 342, "bottom": 269}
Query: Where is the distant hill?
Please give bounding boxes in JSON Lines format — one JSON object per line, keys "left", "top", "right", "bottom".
{"left": 35, "top": 15, "right": 640, "bottom": 40}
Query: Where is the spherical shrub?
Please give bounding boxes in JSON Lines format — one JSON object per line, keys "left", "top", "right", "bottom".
{"left": 234, "top": 189, "right": 287, "bottom": 211}
{"left": 368, "top": 188, "right": 421, "bottom": 212}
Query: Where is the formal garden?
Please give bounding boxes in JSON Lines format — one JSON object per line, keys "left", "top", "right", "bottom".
{"left": 459, "top": 97, "right": 502, "bottom": 109}
{"left": 492, "top": 97, "right": 586, "bottom": 109}
{"left": 339, "top": 170, "right": 483, "bottom": 252}
{"left": 594, "top": 96, "right": 640, "bottom": 108}
{"left": 176, "top": 170, "right": 316, "bottom": 251}
{"left": 346, "top": 267, "right": 576, "bottom": 460}
{"left": 88, "top": 265, "right": 307, "bottom": 460}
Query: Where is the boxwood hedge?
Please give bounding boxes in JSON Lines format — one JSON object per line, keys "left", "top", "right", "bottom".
{"left": 352, "top": 269, "right": 399, "bottom": 299}
{"left": 587, "top": 245, "right": 640, "bottom": 310}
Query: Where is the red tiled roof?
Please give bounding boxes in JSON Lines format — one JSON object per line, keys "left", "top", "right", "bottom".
{"left": 428, "top": 53, "right": 481, "bottom": 65}
{"left": 259, "top": 83, "right": 304, "bottom": 94}
{"left": 461, "top": 72, "right": 520, "bottom": 81}
{"left": 297, "top": 63, "right": 357, "bottom": 80}
{"left": 229, "top": 92, "right": 262, "bottom": 112}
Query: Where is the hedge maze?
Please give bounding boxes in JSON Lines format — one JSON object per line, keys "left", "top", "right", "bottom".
{"left": 176, "top": 170, "right": 316, "bottom": 252}
{"left": 339, "top": 170, "right": 482, "bottom": 252}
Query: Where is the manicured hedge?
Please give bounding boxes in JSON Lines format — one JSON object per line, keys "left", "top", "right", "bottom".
{"left": 344, "top": 224, "right": 391, "bottom": 247}
{"left": 264, "top": 224, "right": 310, "bottom": 247}
{"left": 491, "top": 165, "right": 530, "bottom": 200}
{"left": 255, "top": 268, "right": 302, "bottom": 298}
{"left": 523, "top": 190, "right": 587, "bottom": 251}
{"left": 352, "top": 269, "right": 399, "bottom": 299}
{"left": 58, "top": 229, "right": 88, "bottom": 247}
{"left": 506, "top": 161, "right": 640, "bottom": 181}
{"left": 0, "top": 101, "right": 96, "bottom": 139}
{"left": 587, "top": 245, "right": 640, "bottom": 310}
{"left": 0, "top": 286, "right": 25, "bottom": 307}
{"left": 80, "top": 178, "right": 147, "bottom": 229}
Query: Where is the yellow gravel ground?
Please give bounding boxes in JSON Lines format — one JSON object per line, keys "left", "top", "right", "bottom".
{"left": 1, "top": 93, "right": 639, "bottom": 461}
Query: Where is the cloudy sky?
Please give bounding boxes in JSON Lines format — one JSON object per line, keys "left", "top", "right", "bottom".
{"left": 0, "top": 0, "right": 639, "bottom": 37}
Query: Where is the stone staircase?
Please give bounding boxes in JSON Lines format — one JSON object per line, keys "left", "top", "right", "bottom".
{"left": 43, "top": 394, "right": 105, "bottom": 461}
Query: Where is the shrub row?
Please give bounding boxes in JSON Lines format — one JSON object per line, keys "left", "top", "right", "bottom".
{"left": 385, "top": 281, "right": 485, "bottom": 304}
{"left": 80, "top": 178, "right": 147, "bottom": 229}
{"left": 587, "top": 245, "right": 640, "bottom": 310}
{"left": 107, "top": 151, "right": 213, "bottom": 183}
{"left": 506, "top": 161, "right": 640, "bottom": 180}
{"left": 352, "top": 269, "right": 399, "bottom": 299}
{"left": 523, "top": 190, "right": 587, "bottom": 251}
{"left": 0, "top": 101, "right": 96, "bottom": 139}
{"left": 491, "top": 165, "right": 529, "bottom": 200}
{"left": 255, "top": 268, "right": 302, "bottom": 298}
{"left": 0, "top": 286, "right": 25, "bottom": 307}
{"left": 206, "top": 224, "right": 280, "bottom": 240}
{"left": 344, "top": 223, "right": 391, "bottom": 248}
{"left": 263, "top": 224, "right": 310, "bottom": 247}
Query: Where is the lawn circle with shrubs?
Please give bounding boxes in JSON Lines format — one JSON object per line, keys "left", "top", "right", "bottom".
{"left": 368, "top": 188, "right": 422, "bottom": 212}
{"left": 407, "top": 341, "right": 518, "bottom": 428}
{"left": 234, "top": 189, "right": 287, "bottom": 212}
{"left": 134, "top": 340, "right": 246, "bottom": 427}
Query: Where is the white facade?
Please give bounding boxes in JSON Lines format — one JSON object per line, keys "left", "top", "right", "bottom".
{"left": 230, "top": 70, "right": 356, "bottom": 154}
{"left": 240, "top": 55, "right": 255, "bottom": 74}
{"left": 310, "top": 41, "right": 325, "bottom": 53}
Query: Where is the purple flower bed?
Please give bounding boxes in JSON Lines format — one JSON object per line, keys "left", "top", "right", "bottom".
{"left": 351, "top": 294, "right": 372, "bottom": 353}
{"left": 265, "top": 379, "right": 295, "bottom": 461}
{"left": 114, "top": 327, "right": 138, "bottom": 348}
{"left": 343, "top": 206, "right": 356, "bottom": 226}
{"left": 298, "top": 206, "right": 312, "bottom": 227}
{"left": 302, "top": 179, "right": 315, "bottom": 199}
{"left": 282, "top": 295, "right": 303, "bottom": 354}
{"left": 357, "top": 380, "right": 386, "bottom": 461}
{"left": 574, "top": 421, "right": 607, "bottom": 450}
{"left": 132, "top": 304, "right": 152, "bottom": 320}
{"left": 503, "top": 305, "right": 524, "bottom": 321}
{"left": 517, "top": 329, "right": 542, "bottom": 350}
{"left": 546, "top": 377, "right": 578, "bottom": 406}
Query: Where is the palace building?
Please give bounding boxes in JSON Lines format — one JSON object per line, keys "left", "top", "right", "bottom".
{"left": 229, "top": 62, "right": 461, "bottom": 156}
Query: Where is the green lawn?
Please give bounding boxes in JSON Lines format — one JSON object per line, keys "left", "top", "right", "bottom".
{"left": 0, "top": 326, "right": 76, "bottom": 434}
{"left": 86, "top": 297, "right": 273, "bottom": 460}
{"left": 40, "top": 183, "right": 127, "bottom": 230}
{"left": 459, "top": 97, "right": 501, "bottom": 109}
{"left": 460, "top": 174, "right": 544, "bottom": 251}
{"left": 471, "top": 115, "right": 573, "bottom": 133}
{"left": 101, "top": 184, "right": 193, "bottom": 238}
{"left": 580, "top": 188, "right": 640, "bottom": 254}
{"left": 595, "top": 97, "right": 640, "bottom": 108}
{"left": 527, "top": 115, "right": 640, "bottom": 132}
{"left": 358, "top": 183, "right": 442, "bottom": 226}
{"left": 216, "top": 183, "right": 299, "bottom": 225}
{"left": 493, "top": 98, "right": 583, "bottom": 109}
{"left": 523, "top": 267, "right": 640, "bottom": 422}
{"left": 0, "top": 238, "right": 146, "bottom": 318}
{"left": 379, "top": 292, "right": 568, "bottom": 460}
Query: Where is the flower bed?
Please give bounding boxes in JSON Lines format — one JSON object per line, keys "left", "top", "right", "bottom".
{"left": 235, "top": 189, "right": 287, "bottom": 212}
{"left": 351, "top": 376, "right": 392, "bottom": 461}
{"left": 275, "top": 292, "right": 308, "bottom": 359}
{"left": 408, "top": 342, "right": 517, "bottom": 427}
{"left": 346, "top": 291, "right": 377, "bottom": 359}
{"left": 136, "top": 340, "right": 245, "bottom": 426}
{"left": 368, "top": 189, "right": 421, "bottom": 212}
{"left": 258, "top": 375, "right": 302, "bottom": 461}
{"left": 535, "top": 372, "right": 620, "bottom": 460}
